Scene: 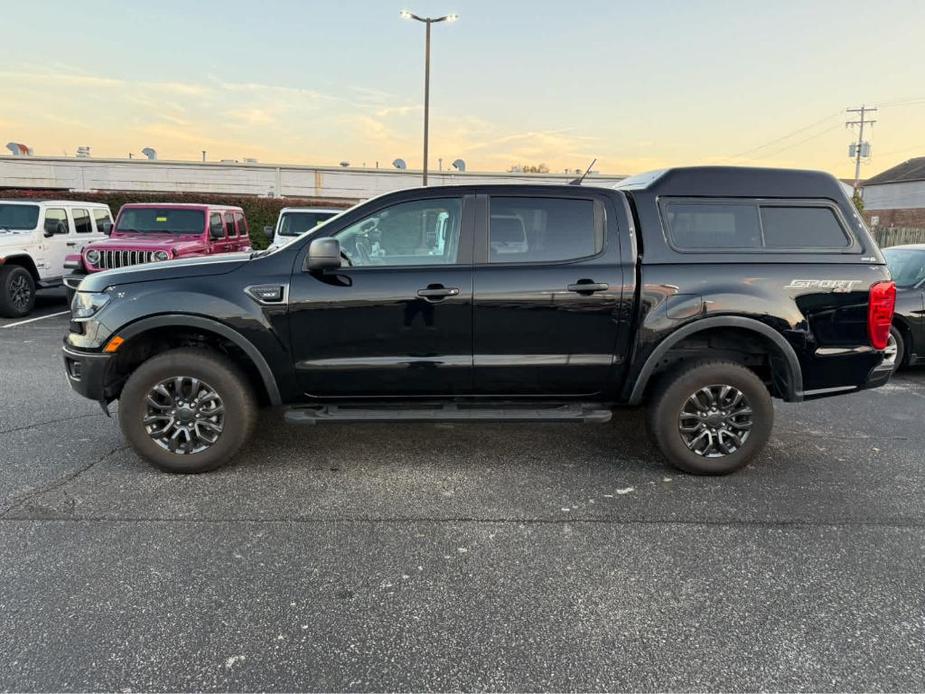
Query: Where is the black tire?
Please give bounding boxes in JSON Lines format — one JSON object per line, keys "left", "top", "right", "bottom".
{"left": 646, "top": 360, "right": 774, "bottom": 475}
{"left": 0, "top": 265, "right": 36, "bottom": 318}
{"left": 119, "top": 347, "right": 258, "bottom": 473}
{"left": 885, "top": 325, "right": 905, "bottom": 374}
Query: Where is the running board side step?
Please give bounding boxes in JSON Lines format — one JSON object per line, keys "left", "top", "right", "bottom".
{"left": 284, "top": 403, "right": 613, "bottom": 425}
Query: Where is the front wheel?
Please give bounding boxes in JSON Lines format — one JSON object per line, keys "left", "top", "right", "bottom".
{"left": 0, "top": 265, "right": 36, "bottom": 318}
{"left": 119, "top": 348, "right": 258, "bottom": 473}
{"left": 647, "top": 360, "right": 774, "bottom": 475}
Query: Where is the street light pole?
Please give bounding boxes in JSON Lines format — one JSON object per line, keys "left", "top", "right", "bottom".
{"left": 401, "top": 10, "right": 458, "bottom": 186}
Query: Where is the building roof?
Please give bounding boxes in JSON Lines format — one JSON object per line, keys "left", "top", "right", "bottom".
{"left": 864, "top": 157, "right": 925, "bottom": 186}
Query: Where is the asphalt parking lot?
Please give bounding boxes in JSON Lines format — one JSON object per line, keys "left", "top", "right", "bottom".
{"left": 1, "top": 290, "right": 924, "bottom": 692}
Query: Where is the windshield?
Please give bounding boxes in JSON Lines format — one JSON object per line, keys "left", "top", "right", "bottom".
{"left": 884, "top": 248, "right": 925, "bottom": 288}
{"left": 278, "top": 211, "right": 339, "bottom": 237}
{"left": 0, "top": 204, "right": 40, "bottom": 230}
{"left": 116, "top": 208, "right": 205, "bottom": 234}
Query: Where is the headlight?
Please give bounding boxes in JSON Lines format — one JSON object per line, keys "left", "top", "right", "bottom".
{"left": 71, "top": 291, "right": 111, "bottom": 319}
{"left": 153, "top": 250, "right": 171, "bottom": 262}
{"left": 86, "top": 249, "right": 101, "bottom": 265}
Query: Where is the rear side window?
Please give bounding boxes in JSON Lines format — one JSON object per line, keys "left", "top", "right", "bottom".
{"left": 663, "top": 202, "right": 761, "bottom": 249}
{"left": 224, "top": 212, "right": 236, "bottom": 237}
{"left": 234, "top": 212, "right": 248, "bottom": 237}
{"left": 760, "top": 206, "right": 850, "bottom": 248}
{"left": 210, "top": 213, "right": 224, "bottom": 238}
{"left": 663, "top": 199, "right": 853, "bottom": 252}
{"left": 488, "top": 197, "right": 601, "bottom": 263}
{"left": 92, "top": 209, "right": 113, "bottom": 233}
{"left": 73, "top": 208, "right": 93, "bottom": 233}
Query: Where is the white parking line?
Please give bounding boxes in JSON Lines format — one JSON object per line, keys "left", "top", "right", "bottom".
{"left": 1, "top": 310, "right": 70, "bottom": 328}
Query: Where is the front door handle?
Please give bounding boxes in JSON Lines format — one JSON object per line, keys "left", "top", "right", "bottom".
{"left": 567, "top": 281, "right": 609, "bottom": 294}
{"left": 417, "top": 285, "right": 460, "bottom": 300}
{"left": 65, "top": 241, "right": 78, "bottom": 247}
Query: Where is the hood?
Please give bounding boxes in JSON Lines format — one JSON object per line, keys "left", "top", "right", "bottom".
{"left": 85, "top": 235, "right": 205, "bottom": 253}
{"left": 78, "top": 252, "right": 252, "bottom": 292}
{"left": 0, "top": 229, "right": 34, "bottom": 247}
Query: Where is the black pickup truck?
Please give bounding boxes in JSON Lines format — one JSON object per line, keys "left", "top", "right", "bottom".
{"left": 63, "top": 166, "right": 896, "bottom": 475}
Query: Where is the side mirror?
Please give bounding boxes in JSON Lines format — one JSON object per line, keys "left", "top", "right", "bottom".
{"left": 44, "top": 220, "right": 66, "bottom": 237}
{"left": 306, "top": 238, "right": 342, "bottom": 272}
{"left": 263, "top": 225, "right": 276, "bottom": 242}
{"left": 101, "top": 221, "right": 113, "bottom": 235}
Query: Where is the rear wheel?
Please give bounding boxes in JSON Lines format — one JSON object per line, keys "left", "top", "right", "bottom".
{"left": 647, "top": 360, "right": 774, "bottom": 475}
{"left": 883, "top": 326, "right": 905, "bottom": 373}
{"left": 0, "top": 265, "right": 36, "bottom": 318}
{"left": 119, "top": 348, "right": 258, "bottom": 473}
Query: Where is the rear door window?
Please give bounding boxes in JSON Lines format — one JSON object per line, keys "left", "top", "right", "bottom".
{"left": 73, "top": 208, "right": 93, "bottom": 233}
{"left": 224, "top": 212, "right": 236, "bottom": 237}
{"left": 760, "top": 206, "right": 850, "bottom": 248}
{"left": 488, "top": 197, "right": 602, "bottom": 263}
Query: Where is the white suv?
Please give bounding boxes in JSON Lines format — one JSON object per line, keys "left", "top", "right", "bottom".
{"left": 0, "top": 200, "right": 113, "bottom": 317}
{"left": 266, "top": 207, "right": 343, "bottom": 250}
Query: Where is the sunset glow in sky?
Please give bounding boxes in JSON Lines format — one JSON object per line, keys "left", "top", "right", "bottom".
{"left": 2, "top": 0, "right": 923, "bottom": 177}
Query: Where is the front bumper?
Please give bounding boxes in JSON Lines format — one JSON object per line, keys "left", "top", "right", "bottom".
{"left": 62, "top": 346, "right": 113, "bottom": 402}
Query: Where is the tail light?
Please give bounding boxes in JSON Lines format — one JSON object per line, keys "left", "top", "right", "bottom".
{"left": 868, "top": 280, "right": 896, "bottom": 350}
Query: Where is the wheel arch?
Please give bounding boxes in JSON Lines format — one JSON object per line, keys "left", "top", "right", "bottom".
{"left": 627, "top": 316, "right": 804, "bottom": 405}
{"left": 892, "top": 315, "right": 913, "bottom": 361}
{"left": 1, "top": 254, "right": 40, "bottom": 282}
{"left": 114, "top": 314, "right": 282, "bottom": 406}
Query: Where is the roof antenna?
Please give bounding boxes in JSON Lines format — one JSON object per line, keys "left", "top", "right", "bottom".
{"left": 569, "top": 158, "right": 597, "bottom": 185}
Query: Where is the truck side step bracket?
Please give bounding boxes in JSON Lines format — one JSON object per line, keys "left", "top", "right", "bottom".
{"left": 284, "top": 403, "right": 613, "bottom": 425}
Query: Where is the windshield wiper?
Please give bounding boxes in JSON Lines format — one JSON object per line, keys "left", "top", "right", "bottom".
{"left": 249, "top": 249, "right": 272, "bottom": 260}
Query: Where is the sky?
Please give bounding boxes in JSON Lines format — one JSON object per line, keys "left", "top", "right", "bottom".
{"left": 1, "top": 0, "right": 923, "bottom": 178}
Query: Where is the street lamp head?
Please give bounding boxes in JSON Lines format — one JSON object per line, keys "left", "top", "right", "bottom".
{"left": 399, "top": 9, "right": 413, "bottom": 19}
{"left": 445, "top": 13, "right": 459, "bottom": 22}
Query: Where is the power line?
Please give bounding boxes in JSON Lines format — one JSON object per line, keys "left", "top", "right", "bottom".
{"left": 746, "top": 123, "right": 842, "bottom": 162}
{"left": 729, "top": 111, "right": 842, "bottom": 159}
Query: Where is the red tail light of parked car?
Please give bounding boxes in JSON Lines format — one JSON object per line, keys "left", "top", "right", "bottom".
{"left": 868, "top": 280, "right": 897, "bottom": 350}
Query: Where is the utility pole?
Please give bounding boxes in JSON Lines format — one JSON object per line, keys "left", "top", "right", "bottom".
{"left": 846, "top": 105, "right": 877, "bottom": 192}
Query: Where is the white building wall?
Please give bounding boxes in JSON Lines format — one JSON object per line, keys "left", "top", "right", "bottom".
{"left": 0, "top": 156, "right": 626, "bottom": 201}
{"left": 862, "top": 181, "right": 925, "bottom": 210}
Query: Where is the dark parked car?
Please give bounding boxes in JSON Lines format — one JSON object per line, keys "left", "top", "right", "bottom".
{"left": 63, "top": 167, "right": 896, "bottom": 475}
{"left": 883, "top": 245, "right": 925, "bottom": 370}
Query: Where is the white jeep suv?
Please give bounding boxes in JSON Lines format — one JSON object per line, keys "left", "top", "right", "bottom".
{"left": 0, "top": 200, "right": 113, "bottom": 317}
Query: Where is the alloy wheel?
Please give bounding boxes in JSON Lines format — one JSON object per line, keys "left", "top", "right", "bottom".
{"left": 678, "top": 385, "right": 754, "bottom": 457}
{"left": 9, "top": 274, "right": 31, "bottom": 311}
{"left": 143, "top": 376, "right": 225, "bottom": 454}
{"left": 882, "top": 332, "right": 899, "bottom": 369}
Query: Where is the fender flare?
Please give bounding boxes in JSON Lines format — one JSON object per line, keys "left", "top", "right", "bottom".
{"left": 117, "top": 314, "right": 282, "bottom": 406}
{"left": 627, "top": 316, "right": 804, "bottom": 405}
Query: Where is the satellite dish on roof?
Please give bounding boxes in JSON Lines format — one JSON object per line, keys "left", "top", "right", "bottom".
{"left": 5, "top": 142, "right": 33, "bottom": 156}
{"left": 452, "top": 159, "right": 466, "bottom": 172}
{"left": 392, "top": 158, "right": 407, "bottom": 170}
{"left": 141, "top": 147, "right": 157, "bottom": 160}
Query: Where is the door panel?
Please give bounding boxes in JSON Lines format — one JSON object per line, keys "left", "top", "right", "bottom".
{"left": 287, "top": 194, "right": 474, "bottom": 398}
{"left": 289, "top": 267, "right": 473, "bottom": 397}
{"left": 473, "top": 194, "right": 625, "bottom": 396}
{"left": 42, "top": 207, "right": 72, "bottom": 278}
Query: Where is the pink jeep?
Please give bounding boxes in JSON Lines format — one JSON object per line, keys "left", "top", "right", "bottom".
{"left": 65, "top": 203, "right": 251, "bottom": 293}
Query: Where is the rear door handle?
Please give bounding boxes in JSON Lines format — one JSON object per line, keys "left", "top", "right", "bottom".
{"left": 567, "top": 282, "right": 609, "bottom": 294}
{"left": 417, "top": 286, "right": 460, "bottom": 300}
